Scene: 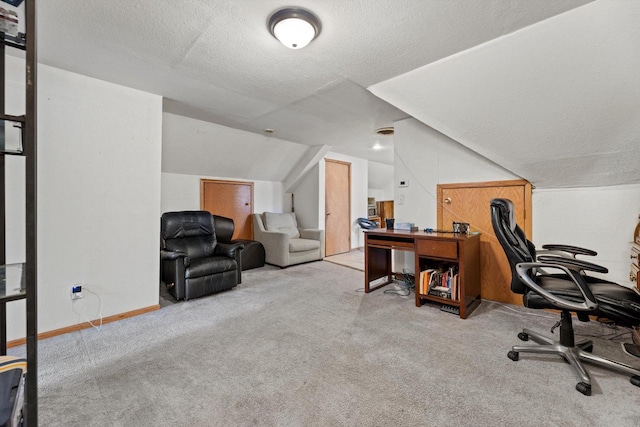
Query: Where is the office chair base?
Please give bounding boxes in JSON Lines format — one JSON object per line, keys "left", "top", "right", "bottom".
{"left": 509, "top": 328, "right": 640, "bottom": 395}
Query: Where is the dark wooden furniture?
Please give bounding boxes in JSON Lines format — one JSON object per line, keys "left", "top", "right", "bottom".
{"left": 376, "top": 200, "right": 394, "bottom": 228}
{"left": 364, "top": 229, "right": 481, "bottom": 319}
{"left": 1, "top": 1, "right": 37, "bottom": 424}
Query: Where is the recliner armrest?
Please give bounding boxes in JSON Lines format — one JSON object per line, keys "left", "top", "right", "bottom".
{"left": 161, "top": 249, "right": 189, "bottom": 264}
{"left": 215, "top": 242, "right": 244, "bottom": 258}
{"left": 516, "top": 261, "right": 598, "bottom": 312}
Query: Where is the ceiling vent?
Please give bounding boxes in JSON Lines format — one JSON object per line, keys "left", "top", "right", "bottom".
{"left": 375, "top": 127, "right": 394, "bottom": 136}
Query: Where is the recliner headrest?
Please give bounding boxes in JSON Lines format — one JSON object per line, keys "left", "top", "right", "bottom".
{"left": 161, "top": 211, "right": 215, "bottom": 240}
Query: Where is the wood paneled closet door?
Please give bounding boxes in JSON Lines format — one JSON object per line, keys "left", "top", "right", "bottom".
{"left": 437, "top": 179, "right": 532, "bottom": 305}
{"left": 201, "top": 179, "right": 254, "bottom": 240}
{"left": 325, "top": 159, "right": 351, "bottom": 256}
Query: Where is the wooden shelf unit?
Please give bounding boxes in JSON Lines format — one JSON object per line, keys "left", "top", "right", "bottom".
{"left": 1, "top": 1, "right": 38, "bottom": 424}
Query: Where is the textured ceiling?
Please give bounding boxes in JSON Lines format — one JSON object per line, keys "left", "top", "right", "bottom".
{"left": 370, "top": 0, "right": 639, "bottom": 188}
{"left": 35, "top": 0, "right": 592, "bottom": 172}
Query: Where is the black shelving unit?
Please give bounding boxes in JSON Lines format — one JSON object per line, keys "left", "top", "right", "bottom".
{"left": 1, "top": 0, "right": 37, "bottom": 424}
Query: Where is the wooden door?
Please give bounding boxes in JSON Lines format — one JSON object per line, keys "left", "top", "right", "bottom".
{"left": 325, "top": 159, "right": 351, "bottom": 256}
{"left": 437, "top": 179, "right": 532, "bottom": 305}
{"left": 377, "top": 201, "right": 394, "bottom": 228}
{"left": 201, "top": 179, "right": 253, "bottom": 240}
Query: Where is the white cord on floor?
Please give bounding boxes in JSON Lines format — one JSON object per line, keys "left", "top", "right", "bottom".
{"left": 71, "top": 287, "right": 104, "bottom": 331}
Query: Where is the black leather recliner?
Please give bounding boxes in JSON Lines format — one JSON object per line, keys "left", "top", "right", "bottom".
{"left": 490, "top": 198, "right": 640, "bottom": 395}
{"left": 212, "top": 215, "right": 266, "bottom": 271}
{"left": 161, "top": 211, "right": 244, "bottom": 300}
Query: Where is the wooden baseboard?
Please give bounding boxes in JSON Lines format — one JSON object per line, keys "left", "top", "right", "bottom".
{"left": 7, "top": 304, "right": 160, "bottom": 348}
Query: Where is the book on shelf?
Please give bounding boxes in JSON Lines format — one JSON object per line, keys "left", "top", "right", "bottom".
{"left": 419, "top": 269, "right": 436, "bottom": 295}
{"left": 424, "top": 266, "right": 460, "bottom": 301}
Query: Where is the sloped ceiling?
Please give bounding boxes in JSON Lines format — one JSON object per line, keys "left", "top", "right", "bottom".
{"left": 370, "top": 0, "right": 640, "bottom": 188}
{"left": 35, "top": 0, "right": 593, "bottom": 178}
{"left": 162, "top": 113, "right": 309, "bottom": 182}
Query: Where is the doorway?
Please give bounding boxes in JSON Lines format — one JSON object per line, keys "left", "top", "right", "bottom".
{"left": 437, "top": 179, "right": 532, "bottom": 305}
{"left": 200, "top": 179, "right": 254, "bottom": 240}
{"left": 325, "top": 159, "right": 351, "bottom": 256}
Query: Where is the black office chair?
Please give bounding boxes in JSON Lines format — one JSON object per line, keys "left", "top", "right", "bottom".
{"left": 357, "top": 217, "right": 378, "bottom": 230}
{"left": 490, "top": 198, "right": 640, "bottom": 395}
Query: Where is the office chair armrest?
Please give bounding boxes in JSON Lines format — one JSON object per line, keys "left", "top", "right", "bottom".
{"left": 540, "top": 244, "right": 597, "bottom": 258}
{"left": 537, "top": 255, "right": 608, "bottom": 274}
{"left": 215, "top": 242, "right": 244, "bottom": 258}
{"left": 516, "top": 262, "right": 598, "bottom": 312}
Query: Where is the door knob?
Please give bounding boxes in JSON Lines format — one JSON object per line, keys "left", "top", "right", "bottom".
{"left": 444, "top": 197, "right": 452, "bottom": 204}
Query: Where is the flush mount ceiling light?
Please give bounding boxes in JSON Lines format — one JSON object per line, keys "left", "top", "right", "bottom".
{"left": 268, "top": 7, "right": 321, "bottom": 49}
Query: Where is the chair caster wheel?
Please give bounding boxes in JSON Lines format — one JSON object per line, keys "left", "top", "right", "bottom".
{"left": 631, "top": 376, "right": 640, "bottom": 387}
{"left": 507, "top": 351, "right": 519, "bottom": 361}
{"left": 576, "top": 382, "right": 591, "bottom": 396}
{"left": 517, "top": 332, "right": 529, "bottom": 341}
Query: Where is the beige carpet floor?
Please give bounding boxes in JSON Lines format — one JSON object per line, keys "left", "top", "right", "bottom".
{"left": 10, "top": 261, "right": 640, "bottom": 426}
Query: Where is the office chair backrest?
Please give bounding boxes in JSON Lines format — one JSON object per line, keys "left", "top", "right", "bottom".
{"left": 161, "top": 211, "right": 217, "bottom": 259}
{"left": 357, "top": 218, "right": 378, "bottom": 230}
{"left": 490, "top": 198, "right": 535, "bottom": 295}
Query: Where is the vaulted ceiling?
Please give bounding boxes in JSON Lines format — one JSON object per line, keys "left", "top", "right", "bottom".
{"left": 34, "top": 0, "right": 633, "bottom": 189}
{"left": 371, "top": 0, "right": 640, "bottom": 188}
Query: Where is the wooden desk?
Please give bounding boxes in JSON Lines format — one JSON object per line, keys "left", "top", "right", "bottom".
{"left": 364, "top": 229, "right": 481, "bottom": 319}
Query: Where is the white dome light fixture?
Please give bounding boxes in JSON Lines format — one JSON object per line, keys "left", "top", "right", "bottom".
{"left": 268, "top": 7, "right": 321, "bottom": 49}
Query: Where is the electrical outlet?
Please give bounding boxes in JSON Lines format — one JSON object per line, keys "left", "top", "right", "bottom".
{"left": 71, "top": 285, "right": 83, "bottom": 300}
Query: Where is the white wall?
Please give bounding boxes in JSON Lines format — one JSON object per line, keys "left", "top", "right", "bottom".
{"left": 368, "top": 160, "right": 394, "bottom": 202}
{"left": 162, "top": 113, "right": 308, "bottom": 182}
{"left": 533, "top": 185, "right": 640, "bottom": 286}
{"left": 5, "top": 58, "right": 162, "bottom": 340}
{"left": 291, "top": 164, "right": 321, "bottom": 230}
{"left": 393, "top": 118, "right": 519, "bottom": 269}
{"left": 290, "top": 152, "right": 368, "bottom": 250}
{"left": 394, "top": 118, "right": 517, "bottom": 229}
{"left": 394, "top": 117, "right": 640, "bottom": 287}
{"left": 161, "top": 172, "right": 286, "bottom": 214}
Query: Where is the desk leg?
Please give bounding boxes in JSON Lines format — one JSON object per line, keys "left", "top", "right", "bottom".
{"left": 365, "top": 245, "right": 392, "bottom": 292}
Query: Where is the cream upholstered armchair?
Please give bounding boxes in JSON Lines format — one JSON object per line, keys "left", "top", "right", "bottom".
{"left": 252, "top": 212, "right": 324, "bottom": 267}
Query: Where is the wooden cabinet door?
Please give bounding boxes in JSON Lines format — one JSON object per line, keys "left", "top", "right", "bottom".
{"left": 201, "top": 179, "right": 253, "bottom": 240}
{"left": 325, "top": 159, "right": 351, "bottom": 256}
{"left": 437, "top": 180, "right": 531, "bottom": 305}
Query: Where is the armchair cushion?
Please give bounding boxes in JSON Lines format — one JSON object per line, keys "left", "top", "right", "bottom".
{"left": 264, "top": 212, "right": 300, "bottom": 238}
{"left": 289, "top": 238, "right": 320, "bottom": 253}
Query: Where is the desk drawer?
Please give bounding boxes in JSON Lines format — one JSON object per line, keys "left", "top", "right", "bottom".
{"left": 367, "top": 237, "right": 414, "bottom": 249}
{"left": 417, "top": 240, "right": 458, "bottom": 259}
